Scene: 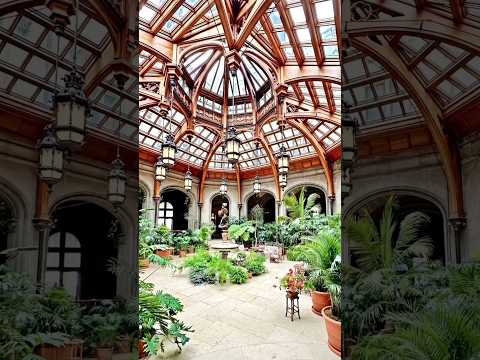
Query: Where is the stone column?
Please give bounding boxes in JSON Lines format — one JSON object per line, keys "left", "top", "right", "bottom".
{"left": 238, "top": 204, "right": 243, "bottom": 219}
{"left": 449, "top": 217, "right": 467, "bottom": 264}
{"left": 328, "top": 194, "right": 336, "bottom": 215}
{"left": 33, "top": 218, "right": 51, "bottom": 289}
{"left": 276, "top": 201, "right": 282, "bottom": 219}
{"left": 153, "top": 179, "right": 161, "bottom": 226}
{"left": 198, "top": 202, "right": 203, "bottom": 227}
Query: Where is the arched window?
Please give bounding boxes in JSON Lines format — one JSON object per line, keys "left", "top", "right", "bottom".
{"left": 158, "top": 202, "right": 174, "bottom": 229}
{"left": 46, "top": 232, "right": 81, "bottom": 298}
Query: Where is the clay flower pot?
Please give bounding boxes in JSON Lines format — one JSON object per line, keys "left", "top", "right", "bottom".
{"left": 96, "top": 347, "right": 113, "bottom": 360}
{"left": 116, "top": 335, "right": 131, "bottom": 353}
{"left": 139, "top": 258, "right": 149, "bottom": 268}
{"left": 322, "top": 305, "right": 341, "bottom": 356}
{"left": 138, "top": 339, "right": 147, "bottom": 359}
{"left": 311, "top": 291, "right": 331, "bottom": 316}
{"left": 179, "top": 250, "right": 187, "bottom": 257}
{"left": 156, "top": 249, "right": 171, "bottom": 258}
{"left": 188, "top": 245, "right": 195, "bottom": 254}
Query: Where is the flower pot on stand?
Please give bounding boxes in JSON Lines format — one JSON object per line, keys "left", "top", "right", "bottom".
{"left": 96, "top": 347, "right": 113, "bottom": 360}
{"left": 322, "top": 305, "right": 341, "bottom": 356}
{"left": 311, "top": 291, "right": 331, "bottom": 316}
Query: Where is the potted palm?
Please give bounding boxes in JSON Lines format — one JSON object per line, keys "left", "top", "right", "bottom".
{"left": 322, "top": 257, "right": 341, "bottom": 356}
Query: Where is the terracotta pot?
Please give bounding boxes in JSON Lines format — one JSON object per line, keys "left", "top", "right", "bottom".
{"left": 116, "top": 335, "right": 131, "bottom": 353}
{"left": 287, "top": 290, "right": 299, "bottom": 300}
{"left": 96, "top": 347, "right": 113, "bottom": 360}
{"left": 139, "top": 258, "right": 149, "bottom": 268}
{"left": 322, "top": 306, "right": 341, "bottom": 356}
{"left": 188, "top": 245, "right": 195, "bottom": 254}
{"left": 311, "top": 291, "right": 331, "bottom": 316}
{"left": 247, "top": 272, "right": 253, "bottom": 279}
{"left": 138, "top": 339, "right": 147, "bottom": 359}
{"left": 155, "top": 249, "right": 171, "bottom": 258}
{"left": 179, "top": 250, "right": 187, "bottom": 257}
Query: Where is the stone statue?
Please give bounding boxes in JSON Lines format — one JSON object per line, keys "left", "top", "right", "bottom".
{"left": 217, "top": 203, "right": 229, "bottom": 242}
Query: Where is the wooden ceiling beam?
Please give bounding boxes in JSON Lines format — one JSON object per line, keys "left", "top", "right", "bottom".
{"left": 450, "top": 0, "right": 465, "bottom": 23}
{"left": 306, "top": 81, "right": 320, "bottom": 108}
{"left": 172, "top": 0, "right": 213, "bottom": 42}
{"left": 292, "top": 83, "right": 304, "bottom": 103}
{"left": 139, "top": 55, "right": 158, "bottom": 77}
{"left": 214, "top": 0, "right": 236, "bottom": 48}
{"left": 256, "top": 133, "right": 281, "bottom": 200}
{"left": 199, "top": 137, "right": 224, "bottom": 204}
{"left": 300, "top": 0, "right": 325, "bottom": 66}
{"left": 323, "top": 81, "right": 336, "bottom": 114}
{"left": 260, "top": 15, "right": 287, "bottom": 65}
{"left": 275, "top": 0, "right": 304, "bottom": 65}
{"left": 234, "top": 0, "right": 274, "bottom": 49}
{"left": 151, "top": 0, "right": 184, "bottom": 34}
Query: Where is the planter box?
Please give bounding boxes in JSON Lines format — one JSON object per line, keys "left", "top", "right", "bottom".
{"left": 155, "top": 247, "right": 172, "bottom": 258}
{"left": 35, "top": 340, "right": 83, "bottom": 360}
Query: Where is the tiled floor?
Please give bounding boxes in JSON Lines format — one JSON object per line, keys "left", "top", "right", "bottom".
{"left": 141, "top": 249, "right": 339, "bottom": 360}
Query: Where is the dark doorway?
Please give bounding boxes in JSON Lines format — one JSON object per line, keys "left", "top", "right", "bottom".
{"left": 211, "top": 194, "right": 229, "bottom": 239}
{"left": 159, "top": 189, "right": 189, "bottom": 230}
{"left": 351, "top": 194, "right": 445, "bottom": 264}
{"left": 247, "top": 192, "right": 276, "bottom": 223}
{"left": 49, "top": 201, "right": 120, "bottom": 299}
{"left": 287, "top": 186, "right": 327, "bottom": 215}
{"left": 139, "top": 187, "right": 146, "bottom": 211}
{"left": 0, "top": 197, "right": 13, "bottom": 265}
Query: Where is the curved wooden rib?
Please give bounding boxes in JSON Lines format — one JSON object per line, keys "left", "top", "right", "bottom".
{"left": 352, "top": 36, "right": 464, "bottom": 218}
{"left": 256, "top": 134, "right": 281, "bottom": 200}
{"left": 198, "top": 139, "right": 224, "bottom": 204}
{"left": 234, "top": 0, "right": 274, "bottom": 50}
{"left": 285, "top": 119, "right": 334, "bottom": 197}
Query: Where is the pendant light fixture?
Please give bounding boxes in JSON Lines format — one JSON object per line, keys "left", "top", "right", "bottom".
{"left": 107, "top": 76, "right": 127, "bottom": 207}
{"left": 161, "top": 80, "right": 177, "bottom": 168}
{"left": 184, "top": 166, "right": 192, "bottom": 192}
{"left": 39, "top": 125, "right": 64, "bottom": 186}
{"left": 277, "top": 123, "right": 290, "bottom": 175}
{"left": 55, "top": 0, "right": 88, "bottom": 150}
{"left": 279, "top": 173, "right": 288, "bottom": 189}
{"left": 225, "top": 69, "right": 240, "bottom": 164}
{"left": 155, "top": 156, "right": 167, "bottom": 181}
{"left": 253, "top": 142, "right": 261, "bottom": 194}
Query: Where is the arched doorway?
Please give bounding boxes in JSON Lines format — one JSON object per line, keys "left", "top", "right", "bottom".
{"left": 247, "top": 192, "right": 276, "bottom": 223}
{"left": 139, "top": 187, "right": 147, "bottom": 211}
{"left": 211, "top": 194, "right": 229, "bottom": 239}
{"left": 159, "top": 189, "right": 190, "bottom": 230}
{"left": 347, "top": 193, "right": 445, "bottom": 264}
{"left": 285, "top": 186, "right": 327, "bottom": 216}
{"left": 0, "top": 196, "right": 14, "bottom": 264}
{"left": 48, "top": 201, "right": 121, "bottom": 299}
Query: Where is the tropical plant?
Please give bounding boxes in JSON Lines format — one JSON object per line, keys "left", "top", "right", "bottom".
{"left": 323, "top": 256, "right": 341, "bottom": 319}
{"left": 157, "top": 291, "right": 183, "bottom": 316}
{"left": 346, "top": 195, "right": 434, "bottom": 273}
{"left": 193, "top": 225, "right": 214, "bottom": 248}
{"left": 283, "top": 187, "right": 320, "bottom": 221}
{"left": 228, "top": 221, "right": 256, "bottom": 243}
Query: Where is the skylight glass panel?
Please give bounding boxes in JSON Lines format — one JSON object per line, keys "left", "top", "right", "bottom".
{"left": 269, "top": 9, "right": 283, "bottom": 27}
{"left": 296, "top": 28, "right": 311, "bottom": 43}
{"left": 284, "top": 46, "right": 295, "bottom": 58}
{"left": 324, "top": 45, "right": 339, "bottom": 58}
{"left": 148, "top": 0, "right": 165, "bottom": 9}
{"left": 174, "top": 6, "right": 190, "bottom": 21}
{"left": 14, "top": 17, "right": 44, "bottom": 43}
{"left": 186, "top": 0, "right": 200, "bottom": 6}
{"left": 290, "top": 7, "right": 306, "bottom": 25}
{"left": 315, "top": 1, "right": 335, "bottom": 20}
{"left": 139, "top": 6, "right": 156, "bottom": 22}
{"left": 163, "top": 20, "right": 178, "bottom": 33}
{"left": 276, "top": 31, "right": 289, "bottom": 45}
{"left": 320, "top": 25, "right": 336, "bottom": 40}
{"left": 81, "top": 19, "right": 108, "bottom": 44}
{"left": 25, "top": 56, "right": 52, "bottom": 78}
{"left": 303, "top": 46, "right": 315, "bottom": 57}
{"left": 451, "top": 68, "right": 478, "bottom": 88}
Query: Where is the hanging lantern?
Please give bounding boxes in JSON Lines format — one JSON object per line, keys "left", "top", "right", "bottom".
{"left": 253, "top": 175, "right": 261, "bottom": 194}
{"left": 225, "top": 127, "right": 241, "bottom": 164}
{"left": 55, "top": 69, "right": 88, "bottom": 149}
{"left": 277, "top": 146, "right": 290, "bottom": 175}
{"left": 220, "top": 178, "right": 228, "bottom": 195}
{"left": 184, "top": 170, "right": 192, "bottom": 191}
{"left": 279, "top": 173, "right": 288, "bottom": 189}
{"left": 39, "top": 126, "right": 64, "bottom": 185}
{"left": 108, "top": 155, "right": 126, "bottom": 207}
{"left": 161, "top": 134, "right": 176, "bottom": 168}
{"left": 155, "top": 157, "right": 167, "bottom": 181}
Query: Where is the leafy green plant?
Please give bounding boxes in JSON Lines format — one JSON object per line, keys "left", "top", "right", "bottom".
{"left": 284, "top": 187, "right": 320, "bottom": 221}
{"left": 228, "top": 266, "right": 249, "bottom": 284}
{"left": 80, "top": 312, "right": 121, "bottom": 348}
{"left": 244, "top": 252, "right": 266, "bottom": 275}
{"left": 194, "top": 225, "right": 214, "bottom": 248}
{"left": 157, "top": 292, "right": 183, "bottom": 316}
{"left": 228, "top": 221, "right": 255, "bottom": 243}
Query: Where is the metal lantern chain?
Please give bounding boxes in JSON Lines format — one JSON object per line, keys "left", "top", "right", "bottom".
{"left": 161, "top": 80, "right": 177, "bottom": 168}
{"left": 225, "top": 69, "right": 241, "bottom": 164}
{"left": 254, "top": 142, "right": 261, "bottom": 194}
{"left": 54, "top": 0, "right": 88, "bottom": 150}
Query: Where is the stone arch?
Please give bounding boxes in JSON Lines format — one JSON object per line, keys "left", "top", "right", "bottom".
{"left": 284, "top": 183, "right": 328, "bottom": 215}
{"left": 245, "top": 190, "right": 277, "bottom": 224}
{"left": 342, "top": 187, "right": 449, "bottom": 264}
{"left": 160, "top": 186, "right": 197, "bottom": 230}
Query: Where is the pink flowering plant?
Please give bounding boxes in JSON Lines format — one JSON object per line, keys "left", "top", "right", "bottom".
{"left": 280, "top": 266, "right": 306, "bottom": 293}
